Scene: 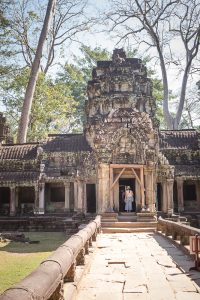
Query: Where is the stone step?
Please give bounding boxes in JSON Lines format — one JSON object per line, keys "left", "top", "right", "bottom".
{"left": 119, "top": 212, "right": 137, "bottom": 216}
{"left": 101, "top": 218, "right": 118, "bottom": 223}
{"left": 118, "top": 216, "right": 137, "bottom": 222}
{"left": 137, "top": 218, "right": 156, "bottom": 222}
{"left": 101, "top": 221, "right": 157, "bottom": 228}
{"left": 101, "top": 213, "right": 118, "bottom": 218}
{"left": 102, "top": 227, "right": 155, "bottom": 233}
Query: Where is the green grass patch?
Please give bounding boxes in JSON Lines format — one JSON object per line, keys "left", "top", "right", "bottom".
{"left": 0, "top": 232, "right": 67, "bottom": 294}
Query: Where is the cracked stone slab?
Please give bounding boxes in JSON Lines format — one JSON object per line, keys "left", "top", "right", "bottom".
{"left": 124, "top": 293, "right": 150, "bottom": 300}
{"left": 169, "top": 278, "right": 198, "bottom": 292}
{"left": 148, "top": 288, "right": 176, "bottom": 300}
{"left": 123, "top": 283, "right": 147, "bottom": 293}
{"left": 163, "top": 267, "right": 183, "bottom": 275}
{"left": 175, "top": 291, "right": 200, "bottom": 300}
{"left": 96, "top": 292, "right": 123, "bottom": 300}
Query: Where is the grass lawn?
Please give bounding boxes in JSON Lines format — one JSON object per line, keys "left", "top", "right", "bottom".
{"left": 0, "top": 232, "right": 67, "bottom": 294}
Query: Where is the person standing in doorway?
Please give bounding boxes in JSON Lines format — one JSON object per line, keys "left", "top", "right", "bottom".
{"left": 124, "top": 186, "right": 134, "bottom": 212}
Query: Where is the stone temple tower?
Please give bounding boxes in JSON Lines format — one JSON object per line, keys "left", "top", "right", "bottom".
{"left": 85, "top": 48, "right": 160, "bottom": 212}
{"left": 0, "top": 49, "right": 198, "bottom": 217}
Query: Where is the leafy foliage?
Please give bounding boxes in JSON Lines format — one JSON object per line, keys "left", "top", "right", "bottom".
{"left": 1, "top": 69, "right": 76, "bottom": 141}
{"left": 56, "top": 46, "right": 111, "bottom": 128}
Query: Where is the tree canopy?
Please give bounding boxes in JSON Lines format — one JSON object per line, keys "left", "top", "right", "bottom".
{"left": 0, "top": 0, "right": 199, "bottom": 141}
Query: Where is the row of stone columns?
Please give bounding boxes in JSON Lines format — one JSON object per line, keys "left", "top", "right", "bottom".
{"left": 7, "top": 181, "right": 79, "bottom": 216}
{"left": 7, "top": 184, "right": 45, "bottom": 216}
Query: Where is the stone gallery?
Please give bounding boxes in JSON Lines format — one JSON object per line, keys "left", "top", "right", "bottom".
{"left": 0, "top": 49, "right": 199, "bottom": 217}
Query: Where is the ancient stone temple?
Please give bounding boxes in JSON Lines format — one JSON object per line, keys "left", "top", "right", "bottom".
{"left": 0, "top": 49, "right": 199, "bottom": 217}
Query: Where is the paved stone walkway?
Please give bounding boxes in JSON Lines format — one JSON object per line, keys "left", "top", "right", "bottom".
{"left": 76, "top": 232, "right": 200, "bottom": 300}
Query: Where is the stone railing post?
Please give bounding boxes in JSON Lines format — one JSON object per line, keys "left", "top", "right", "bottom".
{"left": 180, "top": 235, "right": 189, "bottom": 246}
{"left": 64, "top": 261, "right": 76, "bottom": 282}
{"left": 172, "top": 230, "right": 178, "bottom": 240}
{"left": 76, "top": 248, "right": 85, "bottom": 265}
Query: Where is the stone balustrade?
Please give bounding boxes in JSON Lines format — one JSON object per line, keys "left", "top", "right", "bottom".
{"left": 0, "top": 215, "right": 101, "bottom": 300}
{"left": 157, "top": 217, "right": 200, "bottom": 246}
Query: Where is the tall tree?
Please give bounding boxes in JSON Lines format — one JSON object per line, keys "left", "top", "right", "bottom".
{"left": 17, "top": 0, "right": 56, "bottom": 143}
{"left": 105, "top": 0, "right": 200, "bottom": 129}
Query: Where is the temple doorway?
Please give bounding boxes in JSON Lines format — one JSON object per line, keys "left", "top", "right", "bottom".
{"left": 0, "top": 187, "right": 10, "bottom": 215}
{"left": 110, "top": 164, "right": 145, "bottom": 212}
{"left": 119, "top": 178, "right": 135, "bottom": 212}
{"left": 86, "top": 184, "right": 96, "bottom": 213}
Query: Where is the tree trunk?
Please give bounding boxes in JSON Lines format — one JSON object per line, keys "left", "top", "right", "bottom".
{"left": 157, "top": 46, "right": 174, "bottom": 129}
{"left": 17, "top": 0, "right": 56, "bottom": 143}
{"left": 173, "top": 63, "right": 191, "bottom": 129}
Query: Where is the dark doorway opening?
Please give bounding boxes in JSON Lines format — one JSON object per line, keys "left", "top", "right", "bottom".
{"left": 18, "top": 187, "right": 35, "bottom": 215}
{"left": 183, "top": 182, "right": 197, "bottom": 201}
{"left": 50, "top": 187, "right": 65, "bottom": 202}
{"left": 0, "top": 187, "right": 10, "bottom": 215}
{"left": 86, "top": 184, "right": 96, "bottom": 213}
{"left": 119, "top": 178, "right": 135, "bottom": 212}
{"left": 157, "top": 183, "right": 162, "bottom": 211}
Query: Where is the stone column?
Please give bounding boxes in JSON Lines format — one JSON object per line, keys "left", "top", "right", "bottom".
{"left": 15, "top": 187, "right": 19, "bottom": 213}
{"left": 140, "top": 167, "right": 145, "bottom": 209}
{"left": 162, "top": 181, "right": 168, "bottom": 213}
{"left": 144, "top": 171, "right": 151, "bottom": 208}
{"left": 177, "top": 178, "right": 184, "bottom": 212}
{"left": 77, "top": 180, "right": 84, "bottom": 211}
{"left": 83, "top": 183, "right": 87, "bottom": 213}
{"left": 167, "top": 179, "right": 174, "bottom": 215}
{"left": 74, "top": 181, "right": 78, "bottom": 211}
{"left": 64, "top": 182, "right": 70, "bottom": 211}
{"left": 34, "top": 185, "right": 39, "bottom": 212}
{"left": 113, "top": 180, "right": 119, "bottom": 211}
{"left": 10, "top": 186, "right": 16, "bottom": 216}
{"left": 144, "top": 169, "right": 155, "bottom": 212}
{"left": 39, "top": 183, "right": 45, "bottom": 214}
{"left": 135, "top": 179, "right": 141, "bottom": 211}
{"left": 97, "top": 163, "right": 110, "bottom": 213}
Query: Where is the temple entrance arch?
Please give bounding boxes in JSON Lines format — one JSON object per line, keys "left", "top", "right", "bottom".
{"left": 109, "top": 164, "right": 145, "bottom": 212}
